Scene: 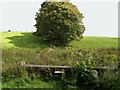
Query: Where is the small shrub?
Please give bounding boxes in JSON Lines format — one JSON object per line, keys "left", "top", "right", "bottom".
{"left": 75, "top": 62, "right": 99, "bottom": 89}
{"left": 98, "top": 71, "right": 119, "bottom": 89}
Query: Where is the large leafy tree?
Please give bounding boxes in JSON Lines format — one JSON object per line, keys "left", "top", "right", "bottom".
{"left": 34, "top": 1, "right": 85, "bottom": 46}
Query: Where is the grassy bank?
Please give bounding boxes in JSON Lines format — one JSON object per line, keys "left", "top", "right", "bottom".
{"left": 1, "top": 32, "right": 120, "bottom": 89}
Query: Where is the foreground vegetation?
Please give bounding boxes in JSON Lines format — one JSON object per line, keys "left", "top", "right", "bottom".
{"left": 1, "top": 32, "right": 120, "bottom": 89}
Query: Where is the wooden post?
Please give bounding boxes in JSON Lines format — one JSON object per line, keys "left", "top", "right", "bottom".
{"left": 16, "top": 61, "right": 26, "bottom": 67}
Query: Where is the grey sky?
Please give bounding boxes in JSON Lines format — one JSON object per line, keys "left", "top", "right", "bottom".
{"left": 0, "top": 0, "right": 118, "bottom": 37}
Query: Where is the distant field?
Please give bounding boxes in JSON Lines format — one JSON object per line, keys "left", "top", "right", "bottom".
{"left": 1, "top": 32, "right": 119, "bottom": 49}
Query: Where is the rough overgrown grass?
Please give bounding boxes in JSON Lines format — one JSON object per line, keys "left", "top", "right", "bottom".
{"left": 2, "top": 48, "right": 119, "bottom": 72}
{"left": 2, "top": 48, "right": 119, "bottom": 89}
{"left": 2, "top": 76, "right": 78, "bottom": 89}
{"left": 2, "top": 78, "right": 56, "bottom": 88}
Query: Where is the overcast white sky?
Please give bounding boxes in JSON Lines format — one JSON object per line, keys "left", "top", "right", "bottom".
{"left": 0, "top": 0, "right": 119, "bottom": 37}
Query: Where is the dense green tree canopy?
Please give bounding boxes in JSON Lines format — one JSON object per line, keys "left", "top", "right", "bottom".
{"left": 34, "top": 1, "right": 85, "bottom": 46}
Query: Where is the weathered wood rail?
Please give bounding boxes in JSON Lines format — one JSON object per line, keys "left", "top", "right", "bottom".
{"left": 23, "top": 64, "right": 117, "bottom": 71}
{"left": 18, "top": 60, "right": 118, "bottom": 76}
{"left": 18, "top": 61, "right": 118, "bottom": 72}
{"left": 24, "top": 64, "right": 71, "bottom": 69}
{"left": 23, "top": 64, "right": 72, "bottom": 76}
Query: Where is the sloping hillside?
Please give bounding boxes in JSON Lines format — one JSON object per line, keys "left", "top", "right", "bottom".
{"left": 1, "top": 32, "right": 119, "bottom": 49}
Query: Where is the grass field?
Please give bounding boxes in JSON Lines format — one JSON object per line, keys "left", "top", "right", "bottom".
{"left": 1, "top": 32, "right": 119, "bottom": 72}
{"left": 1, "top": 32, "right": 119, "bottom": 49}
{"left": 1, "top": 32, "right": 120, "bottom": 89}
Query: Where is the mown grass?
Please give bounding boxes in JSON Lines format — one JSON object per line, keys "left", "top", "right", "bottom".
{"left": 1, "top": 32, "right": 48, "bottom": 49}
{"left": 69, "top": 36, "right": 119, "bottom": 49}
{"left": 1, "top": 32, "right": 119, "bottom": 49}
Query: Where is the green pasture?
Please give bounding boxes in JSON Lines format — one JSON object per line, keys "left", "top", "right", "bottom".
{"left": 1, "top": 32, "right": 119, "bottom": 49}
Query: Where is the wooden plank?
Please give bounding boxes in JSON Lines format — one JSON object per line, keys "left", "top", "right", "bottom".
{"left": 24, "top": 64, "right": 118, "bottom": 71}
{"left": 92, "top": 67, "right": 117, "bottom": 70}
{"left": 24, "top": 64, "right": 71, "bottom": 69}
